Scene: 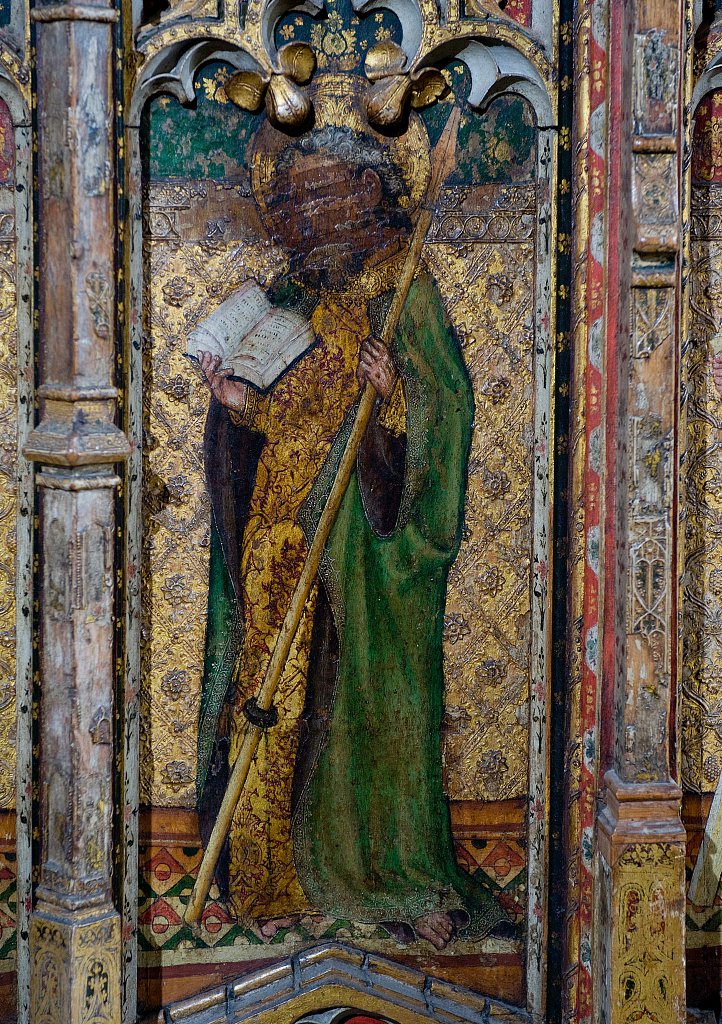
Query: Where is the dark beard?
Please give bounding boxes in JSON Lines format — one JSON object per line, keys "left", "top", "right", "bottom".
{"left": 291, "top": 242, "right": 368, "bottom": 291}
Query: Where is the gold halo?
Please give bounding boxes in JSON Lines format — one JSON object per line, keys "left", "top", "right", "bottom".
{"left": 250, "top": 73, "right": 431, "bottom": 217}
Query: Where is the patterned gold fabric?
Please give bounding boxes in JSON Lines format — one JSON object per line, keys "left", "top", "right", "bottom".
{"left": 227, "top": 292, "right": 394, "bottom": 920}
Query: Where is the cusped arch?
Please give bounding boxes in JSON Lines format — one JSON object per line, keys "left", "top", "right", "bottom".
{"left": 692, "top": 50, "right": 722, "bottom": 113}
{"left": 0, "top": 66, "right": 29, "bottom": 128}
{"left": 129, "top": 0, "right": 554, "bottom": 124}
{"left": 418, "top": 36, "right": 552, "bottom": 124}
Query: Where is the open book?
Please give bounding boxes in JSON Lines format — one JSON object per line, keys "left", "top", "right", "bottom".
{"left": 186, "top": 279, "right": 315, "bottom": 391}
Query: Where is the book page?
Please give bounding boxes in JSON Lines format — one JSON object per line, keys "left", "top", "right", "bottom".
{"left": 231, "top": 309, "right": 315, "bottom": 389}
{"left": 187, "top": 280, "right": 269, "bottom": 361}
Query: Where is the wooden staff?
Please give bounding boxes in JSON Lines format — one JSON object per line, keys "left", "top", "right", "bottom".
{"left": 184, "top": 105, "right": 461, "bottom": 927}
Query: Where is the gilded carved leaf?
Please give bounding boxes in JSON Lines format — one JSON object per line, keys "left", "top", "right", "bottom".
{"left": 225, "top": 71, "right": 268, "bottom": 112}
{"left": 277, "top": 43, "right": 317, "bottom": 85}
{"left": 363, "top": 44, "right": 446, "bottom": 127}
{"left": 366, "top": 76, "right": 411, "bottom": 128}
{"left": 410, "top": 68, "right": 449, "bottom": 109}
{"left": 266, "top": 74, "right": 312, "bottom": 127}
{"left": 364, "top": 41, "right": 407, "bottom": 81}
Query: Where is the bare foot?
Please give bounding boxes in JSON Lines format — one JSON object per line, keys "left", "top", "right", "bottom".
{"left": 414, "top": 912, "right": 456, "bottom": 950}
{"left": 256, "top": 915, "right": 301, "bottom": 942}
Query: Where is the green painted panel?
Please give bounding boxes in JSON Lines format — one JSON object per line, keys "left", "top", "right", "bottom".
{"left": 144, "top": 63, "right": 262, "bottom": 180}
{"left": 147, "top": 63, "right": 535, "bottom": 186}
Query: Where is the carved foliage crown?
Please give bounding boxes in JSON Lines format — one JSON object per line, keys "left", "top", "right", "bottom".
{"left": 132, "top": 0, "right": 554, "bottom": 132}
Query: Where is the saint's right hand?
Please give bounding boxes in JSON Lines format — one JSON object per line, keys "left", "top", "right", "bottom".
{"left": 198, "top": 351, "right": 248, "bottom": 412}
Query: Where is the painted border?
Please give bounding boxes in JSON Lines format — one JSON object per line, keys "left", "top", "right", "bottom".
{"left": 526, "top": 125, "right": 555, "bottom": 1021}
{"left": 120, "top": 120, "right": 144, "bottom": 1024}
{"left": 561, "top": 0, "right": 609, "bottom": 1020}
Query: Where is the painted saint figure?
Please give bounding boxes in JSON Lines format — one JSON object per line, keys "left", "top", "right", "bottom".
{"left": 196, "top": 78, "right": 506, "bottom": 948}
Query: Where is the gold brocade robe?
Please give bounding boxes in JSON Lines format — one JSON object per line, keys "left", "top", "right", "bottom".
{"left": 227, "top": 287, "right": 405, "bottom": 921}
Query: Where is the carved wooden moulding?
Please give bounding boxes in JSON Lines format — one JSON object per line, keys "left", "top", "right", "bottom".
{"left": 158, "top": 944, "right": 528, "bottom": 1023}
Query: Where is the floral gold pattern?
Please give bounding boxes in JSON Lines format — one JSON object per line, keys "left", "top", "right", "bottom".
{"left": 141, "top": 180, "right": 538, "bottom": 809}
{"left": 612, "top": 844, "right": 685, "bottom": 1024}
{"left": 683, "top": 174, "right": 722, "bottom": 794}
{"left": 0, "top": 99, "right": 16, "bottom": 813}
{"left": 227, "top": 293, "right": 368, "bottom": 919}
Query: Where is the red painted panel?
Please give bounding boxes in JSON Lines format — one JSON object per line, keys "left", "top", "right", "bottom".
{"left": 693, "top": 90, "right": 722, "bottom": 183}
{"left": 0, "top": 98, "right": 12, "bottom": 186}
{"left": 502, "top": 0, "right": 532, "bottom": 27}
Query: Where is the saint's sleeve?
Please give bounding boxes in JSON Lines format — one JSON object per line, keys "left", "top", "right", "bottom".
{"left": 227, "top": 387, "right": 271, "bottom": 433}
{"left": 378, "top": 375, "right": 407, "bottom": 437}
{"left": 358, "top": 394, "right": 407, "bottom": 537}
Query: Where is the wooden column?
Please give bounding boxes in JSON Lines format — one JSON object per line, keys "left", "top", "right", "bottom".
{"left": 595, "top": 1, "right": 687, "bottom": 1022}
{"left": 25, "top": 1, "right": 128, "bottom": 1021}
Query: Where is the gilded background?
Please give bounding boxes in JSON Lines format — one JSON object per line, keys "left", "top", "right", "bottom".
{"left": 429, "top": 215, "right": 536, "bottom": 803}
{"left": 683, "top": 90, "right": 722, "bottom": 796}
{"left": 0, "top": 95, "right": 16, "bottom": 813}
{"left": 683, "top": 88, "right": 722, "bottom": 954}
{"left": 139, "top": 73, "right": 538, "bottom": 809}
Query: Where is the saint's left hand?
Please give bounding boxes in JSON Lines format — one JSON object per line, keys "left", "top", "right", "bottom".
{"left": 357, "top": 335, "right": 397, "bottom": 400}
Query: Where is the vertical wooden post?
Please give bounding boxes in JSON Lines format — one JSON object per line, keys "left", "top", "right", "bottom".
{"left": 595, "top": 1, "right": 687, "bottom": 1022}
{"left": 25, "top": 1, "right": 128, "bottom": 1020}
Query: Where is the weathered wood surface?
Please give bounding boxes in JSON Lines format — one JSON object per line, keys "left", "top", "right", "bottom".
{"left": 592, "top": 0, "right": 687, "bottom": 1022}
{"left": 25, "top": 0, "right": 128, "bottom": 1021}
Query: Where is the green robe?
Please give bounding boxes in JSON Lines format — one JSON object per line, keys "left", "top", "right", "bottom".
{"left": 199, "top": 270, "right": 505, "bottom": 935}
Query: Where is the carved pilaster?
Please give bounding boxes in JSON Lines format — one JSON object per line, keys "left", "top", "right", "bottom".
{"left": 30, "top": 911, "right": 121, "bottom": 1023}
{"left": 595, "top": 1, "right": 687, "bottom": 1022}
{"left": 27, "top": 0, "right": 128, "bottom": 1021}
{"left": 595, "top": 772, "right": 686, "bottom": 1024}
{"left": 622, "top": 16, "right": 681, "bottom": 784}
